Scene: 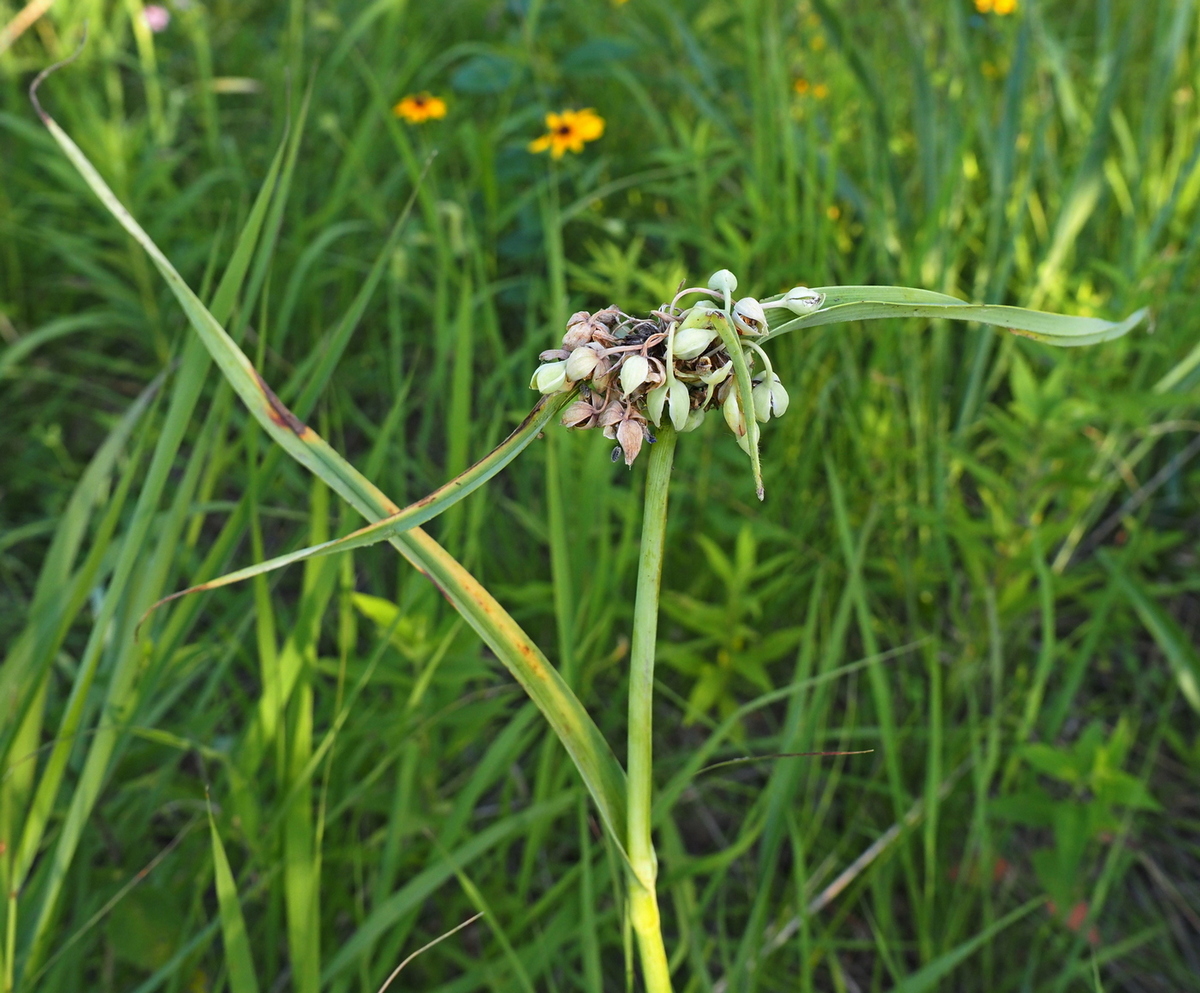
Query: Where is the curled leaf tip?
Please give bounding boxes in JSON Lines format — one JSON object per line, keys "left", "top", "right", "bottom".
{"left": 28, "top": 23, "right": 89, "bottom": 123}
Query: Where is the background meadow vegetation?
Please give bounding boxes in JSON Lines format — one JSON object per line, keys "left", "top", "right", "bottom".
{"left": 3, "top": 0, "right": 1200, "bottom": 989}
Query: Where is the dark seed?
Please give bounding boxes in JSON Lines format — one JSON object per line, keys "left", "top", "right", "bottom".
{"left": 611, "top": 446, "right": 622, "bottom": 463}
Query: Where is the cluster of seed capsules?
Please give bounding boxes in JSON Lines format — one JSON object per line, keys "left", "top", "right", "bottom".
{"left": 530, "top": 270, "right": 825, "bottom": 467}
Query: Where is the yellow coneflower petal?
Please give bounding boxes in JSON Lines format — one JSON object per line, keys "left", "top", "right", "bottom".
{"left": 393, "top": 92, "right": 447, "bottom": 124}
{"left": 530, "top": 108, "right": 606, "bottom": 158}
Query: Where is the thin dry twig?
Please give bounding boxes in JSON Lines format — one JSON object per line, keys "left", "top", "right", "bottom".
{"left": 697, "top": 750, "right": 874, "bottom": 777}
{"left": 376, "top": 912, "right": 485, "bottom": 993}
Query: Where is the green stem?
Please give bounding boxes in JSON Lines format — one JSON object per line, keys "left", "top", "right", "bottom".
{"left": 627, "top": 424, "right": 677, "bottom": 993}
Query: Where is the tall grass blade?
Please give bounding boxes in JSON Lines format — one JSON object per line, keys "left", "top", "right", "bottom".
{"left": 887, "top": 899, "right": 1040, "bottom": 992}
{"left": 321, "top": 795, "right": 574, "bottom": 986}
{"left": 208, "top": 799, "right": 261, "bottom": 993}
{"left": 1100, "top": 551, "right": 1200, "bottom": 714}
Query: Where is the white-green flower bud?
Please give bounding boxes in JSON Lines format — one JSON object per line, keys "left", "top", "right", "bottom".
{"left": 752, "top": 373, "right": 789, "bottom": 422}
{"left": 673, "top": 324, "right": 719, "bottom": 361}
{"left": 780, "top": 286, "right": 824, "bottom": 315}
{"left": 732, "top": 297, "right": 767, "bottom": 336}
{"left": 531, "top": 360, "right": 569, "bottom": 394}
{"left": 678, "top": 302, "right": 718, "bottom": 329}
{"left": 681, "top": 408, "right": 706, "bottom": 433}
{"left": 707, "top": 269, "right": 738, "bottom": 296}
{"left": 565, "top": 345, "right": 601, "bottom": 382}
{"left": 722, "top": 388, "right": 746, "bottom": 438}
{"left": 701, "top": 360, "right": 732, "bottom": 406}
{"left": 700, "top": 361, "right": 731, "bottom": 386}
{"left": 668, "top": 378, "right": 690, "bottom": 431}
{"left": 646, "top": 381, "right": 669, "bottom": 426}
{"left": 620, "top": 354, "right": 650, "bottom": 395}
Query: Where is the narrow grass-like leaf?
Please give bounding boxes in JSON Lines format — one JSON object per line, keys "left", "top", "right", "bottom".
{"left": 887, "top": 898, "right": 1040, "bottom": 993}
{"left": 10, "top": 91, "right": 294, "bottom": 980}
{"left": 141, "top": 393, "right": 571, "bottom": 621}
{"left": 321, "top": 794, "right": 574, "bottom": 985}
{"left": 0, "top": 370, "right": 160, "bottom": 769}
{"left": 207, "top": 798, "right": 261, "bottom": 993}
{"left": 0, "top": 311, "right": 125, "bottom": 377}
{"left": 1100, "top": 551, "right": 1200, "bottom": 714}
{"left": 765, "top": 292, "right": 1147, "bottom": 347}
{"left": 36, "top": 95, "right": 629, "bottom": 860}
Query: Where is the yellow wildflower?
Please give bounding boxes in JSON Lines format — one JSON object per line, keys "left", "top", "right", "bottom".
{"left": 529, "top": 108, "right": 605, "bottom": 159}
{"left": 393, "top": 92, "right": 447, "bottom": 123}
{"left": 795, "top": 78, "right": 829, "bottom": 99}
{"left": 975, "top": 0, "right": 1017, "bottom": 12}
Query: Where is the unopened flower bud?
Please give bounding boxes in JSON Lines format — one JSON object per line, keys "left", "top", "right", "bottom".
{"left": 752, "top": 373, "right": 789, "bottom": 422}
{"left": 620, "top": 354, "right": 650, "bottom": 395}
{"left": 732, "top": 297, "right": 767, "bottom": 336}
{"left": 780, "top": 286, "right": 825, "bottom": 315}
{"left": 681, "top": 408, "right": 706, "bottom": 433}
{"left": 679, "top": 302, "right": 718, "bottom": 329}
{"left": 701, "top": 361, "right": 732, "bottom": 386}
{"left": 616, "top": 417, "right": 644, "bottom": 466}
{"left": 707, "top": 269, "right": 738, "bottom": 296}
{"left": 673, "top": 323, "right": 719, "bottom": 360}
{"left": 561, "top": 400, "right": 597, "bottom": 428}
{"left": 590, "top": 357, "right": 614, "bottom": 389}
{"left": 563, "top": 325, "right": 592, "bottom": 349}
{"left": 722, "top": 388, "right": 747, "bottom": 437}
{"left": 530, "top": 360, "right": 569, "bottom": 394}
{"left": 645, "top": 381, "right": 666, "bottom": 426}
{"left": 565, "top": 345, "right": 601, "bottom": 382}
{"left": 668, "top": 378, "right": 690, "bottom": 431}
{"left": 598, "top": 400, "right": 625, "bottom": 429}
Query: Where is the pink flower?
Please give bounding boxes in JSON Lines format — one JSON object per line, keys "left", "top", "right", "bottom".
{"left": 142, "top": 5, "right": 170, "bottom": 32}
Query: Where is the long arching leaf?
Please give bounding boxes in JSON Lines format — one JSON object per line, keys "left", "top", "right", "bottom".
{"left": 141, "top": 393, "right": 571, "bottom": 622}
{"left": 36, "top": 86, "right": 630, "bottom": 860}
{"left": 765, "top": 288, "right": 1146, "bottom": 346}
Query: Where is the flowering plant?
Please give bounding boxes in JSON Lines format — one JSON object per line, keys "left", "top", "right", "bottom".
{"left": 530, "top": 269, "right": 822, "bottom": 496}
{"left": 33, "top": 54, "right": 1147, "bottom": 991}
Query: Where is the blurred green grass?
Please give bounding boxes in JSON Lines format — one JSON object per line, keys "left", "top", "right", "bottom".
{"left": 3, "top": 0, "right": 1200, "bottom": 990}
